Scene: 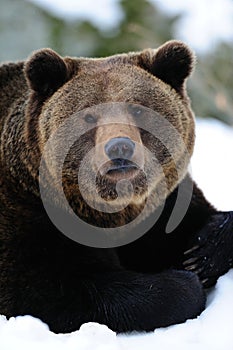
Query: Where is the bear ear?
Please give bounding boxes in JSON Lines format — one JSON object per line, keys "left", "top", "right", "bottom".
{"left": 25, "top": 49, "right": 76, "bottom": 96}
{"left": 140, "top": 41, "right": 195, "bottom": 95}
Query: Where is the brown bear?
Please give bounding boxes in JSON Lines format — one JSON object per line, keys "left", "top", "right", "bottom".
{"left": 0, "top": 40, "right": 233, "bottom": 333}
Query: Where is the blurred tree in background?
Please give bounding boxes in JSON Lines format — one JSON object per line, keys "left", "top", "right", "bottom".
{"left": 90, "top": 0, "right": 180, "bottom": 56}
{"left": 190, "top": 43, "right": 233, "bottom": 125}
{"left": 0, "top": 0, "right": 232, "bottom": 124}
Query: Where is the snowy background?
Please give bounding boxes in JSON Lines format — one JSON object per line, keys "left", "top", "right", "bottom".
{"left": 1, "top": 0, "right": 233, "bottom": 348}
{"left": 28, "top": 0, "right": 233, "bottom": 53}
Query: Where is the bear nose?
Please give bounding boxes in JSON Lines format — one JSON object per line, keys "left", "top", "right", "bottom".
{"left": 105, "top": 137, "right": 135, "bottom": 160}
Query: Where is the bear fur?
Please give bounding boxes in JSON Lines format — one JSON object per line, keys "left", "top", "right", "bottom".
{"left": 0, "top": 40, "right": 233, "bottom": 333}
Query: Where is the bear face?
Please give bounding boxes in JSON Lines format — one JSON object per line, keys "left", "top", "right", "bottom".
{"left": 23, "top": 41, "right": 195, "bottom": 230}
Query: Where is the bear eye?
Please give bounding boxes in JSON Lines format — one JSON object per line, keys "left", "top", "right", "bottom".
{"left": 84, "top": 114, "right": 97, "bottom": 123}
{"left": 128, "top": 105, "right": 143, "bottom": 117}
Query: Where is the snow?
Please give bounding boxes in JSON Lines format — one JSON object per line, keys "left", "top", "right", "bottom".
{"left": 1, "top": 119, "right": 233, "bottom": 349}
{"left": 191, "top": 119, "right": 233, "bottom": 211}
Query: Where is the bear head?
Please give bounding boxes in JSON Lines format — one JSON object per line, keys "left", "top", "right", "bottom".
{"left": 24, "top": 40, "right": 195, "bottom": 233}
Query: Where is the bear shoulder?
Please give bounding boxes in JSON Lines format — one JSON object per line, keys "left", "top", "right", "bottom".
{"left": 0, "top": 61, "right": 27, "bottom": 119}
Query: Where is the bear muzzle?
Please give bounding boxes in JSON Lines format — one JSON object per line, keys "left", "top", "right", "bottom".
{"left": 100, "top": 137, "right": 139, "bottom": 178}
{"left": 94, "top": 121, "right": 144, "bottom": 181}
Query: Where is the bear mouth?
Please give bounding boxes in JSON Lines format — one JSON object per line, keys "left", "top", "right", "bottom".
{"left": 100, "top": 159, "right": 140, "bottom": 179}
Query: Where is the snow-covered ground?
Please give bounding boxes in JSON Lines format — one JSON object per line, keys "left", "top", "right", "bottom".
{"left": 192, "top": 119, "right": 233, "bottom": 211}
{"left": 0, "top": 119, "right": 233, "bottom": 350}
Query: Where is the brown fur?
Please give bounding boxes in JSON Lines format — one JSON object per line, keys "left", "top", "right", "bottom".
{"left": 0, "top": 41, "right": 195, "bottom": 282}
{"left": 1, "top": 41, "right": 233, "bottom": 334}
{"left": 0, "top": 41, "right": 195, "bottom": 229}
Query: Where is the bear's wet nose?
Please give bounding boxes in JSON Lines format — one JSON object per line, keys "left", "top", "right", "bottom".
{"left": 105, "top": 137, "right": 135, "bottom": 160}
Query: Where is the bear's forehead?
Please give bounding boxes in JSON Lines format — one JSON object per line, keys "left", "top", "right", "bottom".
{"left": 78, "top": 53, "right": 137, "bottom": 68}
{"left": 68, "top": 56, "right": 168, "bottom": 99}
{"left": 47, "top": 55, "right": 181, "bottom": 116}
{"left": 66, "top": 67, "right": 168, "bottom": 108}
{"left": 74, "top": 54, "right": 149, "bottom": 80}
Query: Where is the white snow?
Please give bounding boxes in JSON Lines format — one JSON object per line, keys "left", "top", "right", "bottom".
{"left": 1, "top": 118, "right": 233, "bottom": 349}
{"left": 191, "top": 119, "right": 233, "bottom": 211}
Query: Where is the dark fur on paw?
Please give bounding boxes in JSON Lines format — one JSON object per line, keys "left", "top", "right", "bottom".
{"left": 183, "top": 211, "right": 233, "bottom": 288}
